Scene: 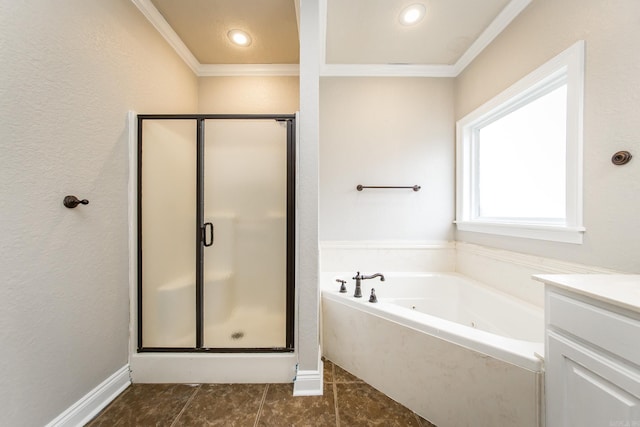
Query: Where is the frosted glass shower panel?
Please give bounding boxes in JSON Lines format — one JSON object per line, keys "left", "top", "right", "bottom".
{"left": 141, "top": 120, "right": 197, "bottom": 348}
{"left": 203, "top": 120, "right": 287, "bottom": 348}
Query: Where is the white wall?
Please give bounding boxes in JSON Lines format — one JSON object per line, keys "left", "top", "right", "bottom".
{"left": 198, "top": 76, "right": 299, "bottom": 113}
{"left": 0, "top": 1, "right": 198, "bottom": 425}
{"left": 455, "top": 0, "right": 640, "bottom": 273}
{"left": 320, "top": 77, "right": 455, "bottom": 243}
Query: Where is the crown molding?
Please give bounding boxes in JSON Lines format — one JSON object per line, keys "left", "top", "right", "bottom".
{"left": 319, "top": 0, "right": 328, "bottom": 66}
{"left": 321, "top": 0, "right": 531, "bottom": 78}
{"left": 294, "top": 0, "right": 301, "bottom": 39}
{"left": 131, "top": 0, "right": 200, "bottom": 74}
{"left": 133, "top": 0, "right": 530, "bottom": 78}
{"left": 198, "top": 64, "right": 300, "bottom": 77}
{"left": 320, "top": 64, "right": 456, "bottom": 77}
{"left": 320, "top": 64, "right": 457, "bottom": 78}
{"left": 452, "top": 0, "right": 532, "bottom": 75}
{"left": 132, "top": 0, "right": 299, "bottom": 77}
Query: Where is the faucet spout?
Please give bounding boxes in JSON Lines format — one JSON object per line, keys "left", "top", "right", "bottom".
{"left": 361, "top": 273, "right": 385, "bottom": 281}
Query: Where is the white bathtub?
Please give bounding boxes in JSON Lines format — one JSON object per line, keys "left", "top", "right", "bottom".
{"left": 322, "top": 272, "right": 544, "bottom": 427}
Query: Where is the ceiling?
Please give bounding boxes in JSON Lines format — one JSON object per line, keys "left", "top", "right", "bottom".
{"left": 139, "top": 0, "right": 530, "bottom": 76}
{"left": 326, "top": 0, "right": 511, "bottom": 65}
{"left": 151, "top": 0, "right": 299, "bottom": 64}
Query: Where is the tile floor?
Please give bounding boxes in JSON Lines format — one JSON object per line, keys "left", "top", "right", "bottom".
{"left": 87, "top": 359, "right": 437, "bottom": 426}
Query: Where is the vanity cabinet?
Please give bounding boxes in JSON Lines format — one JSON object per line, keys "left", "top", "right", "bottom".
{"left": 535, "top": 275, "right": 640, "bottom": 427}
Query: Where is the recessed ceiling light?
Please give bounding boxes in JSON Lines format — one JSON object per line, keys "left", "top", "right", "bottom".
{"left": 227, "top": 29, "right": 252, "bottom": 47}
{"left": 399, "top": 4, "right": 426, "bottom": 26}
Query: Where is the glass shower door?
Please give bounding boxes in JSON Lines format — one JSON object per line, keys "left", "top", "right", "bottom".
{"left": 140, "top": 119, "right": 197, "bottom": 348}
{"left": 202, "top": 119, "right": 289, "bottom": 348}
{"left": 138, "top": 114, "right": 294, "bottom": 352}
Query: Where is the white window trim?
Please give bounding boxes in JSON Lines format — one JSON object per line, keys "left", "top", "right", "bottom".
{"left": 455, "top": 40, "right": 585, "bottom": 244}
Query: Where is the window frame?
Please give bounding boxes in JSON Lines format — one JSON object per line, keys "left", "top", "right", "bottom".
{"left": 455, "top": 41, "right": 585, "bottom": 244}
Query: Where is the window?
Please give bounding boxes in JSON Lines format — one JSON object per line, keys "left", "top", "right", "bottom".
{"left": 456, "top": 41, "right": 585, "bottom": 244}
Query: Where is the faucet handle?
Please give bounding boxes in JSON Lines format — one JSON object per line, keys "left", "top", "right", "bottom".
{"left": 336, "top": 279, "right": 347, "bottom": 293}
{"left": 369, "top": 288, "right": 378, "bottom": 303}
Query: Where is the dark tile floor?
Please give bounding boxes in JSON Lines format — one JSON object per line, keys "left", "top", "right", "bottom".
{"left": 87, "top": 359, "right": 437, "bottom": 426}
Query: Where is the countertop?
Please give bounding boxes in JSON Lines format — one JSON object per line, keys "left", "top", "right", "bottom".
{"left": 533, "top": 274, "right": 640, "bottom": 314}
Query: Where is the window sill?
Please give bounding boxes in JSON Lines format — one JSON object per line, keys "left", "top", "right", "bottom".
{"left": 455, "top": 221, "right": 585, "bottom": 244}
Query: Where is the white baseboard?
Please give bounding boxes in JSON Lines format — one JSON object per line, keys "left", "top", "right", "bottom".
{"left": 293, "top": 348, "right": 323, "bottom": 396}
{"left": 293, "top": 368, "right": 324, "bottom": 396}
{"left": 46, "top": 365, "right": 131, "bottom": 427}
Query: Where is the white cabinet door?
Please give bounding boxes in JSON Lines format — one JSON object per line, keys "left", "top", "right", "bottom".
{"left": 547, "top": 331, "right": 640, "bottom": 427}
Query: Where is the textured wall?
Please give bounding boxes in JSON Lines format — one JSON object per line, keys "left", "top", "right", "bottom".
{"left": 455, "top": 0, "right": 640, "bottom": 272}
{"left": 198, "top": 76, "right": 299, "bottom": 113}
{"left": 0, "top": 1, "right": 197, "bottom": 425}
{"left": 320, "top": 77, "right": 455, "bottom": 242}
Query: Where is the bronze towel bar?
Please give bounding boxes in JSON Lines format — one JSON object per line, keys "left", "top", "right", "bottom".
{"left": 356, "top": 185, "right": 421, "bottom": 192}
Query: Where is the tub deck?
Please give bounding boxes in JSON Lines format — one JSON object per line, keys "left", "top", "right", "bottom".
{"left": 321, "top": 272, "right": 543, "bottom": 427}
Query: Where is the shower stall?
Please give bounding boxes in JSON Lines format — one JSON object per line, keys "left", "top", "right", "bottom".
{"left": 137, "top": 114, "right": 295, "bottom": 353}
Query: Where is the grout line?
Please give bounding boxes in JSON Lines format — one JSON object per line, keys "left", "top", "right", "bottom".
{"left": 333, "top": 381, "right": 340, "bottom": 427}
{"left": 333, "top": 362, "right": 340, "bottom": 427}
{"left": 253, "top": 384, "right": 269, "bottom": 427}
{"left": 169, "top": 385, "right": 200, "bottom": 427}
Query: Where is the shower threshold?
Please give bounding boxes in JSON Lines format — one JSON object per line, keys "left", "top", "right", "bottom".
{"left": 130, "top": 351, "right": 297, "bottom": 383}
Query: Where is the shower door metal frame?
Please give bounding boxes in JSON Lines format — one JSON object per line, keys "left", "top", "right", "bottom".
{"left": 137, "top": 114, "right": 296, "bottom": 353}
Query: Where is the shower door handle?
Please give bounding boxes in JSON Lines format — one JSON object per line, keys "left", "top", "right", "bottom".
{"left": 203, "top": 222, "right": 214, "bottom": 247}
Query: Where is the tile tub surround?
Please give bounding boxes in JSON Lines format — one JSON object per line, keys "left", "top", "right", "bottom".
{"left": 87, "top": 359, "right": 436, "bottom": 426}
